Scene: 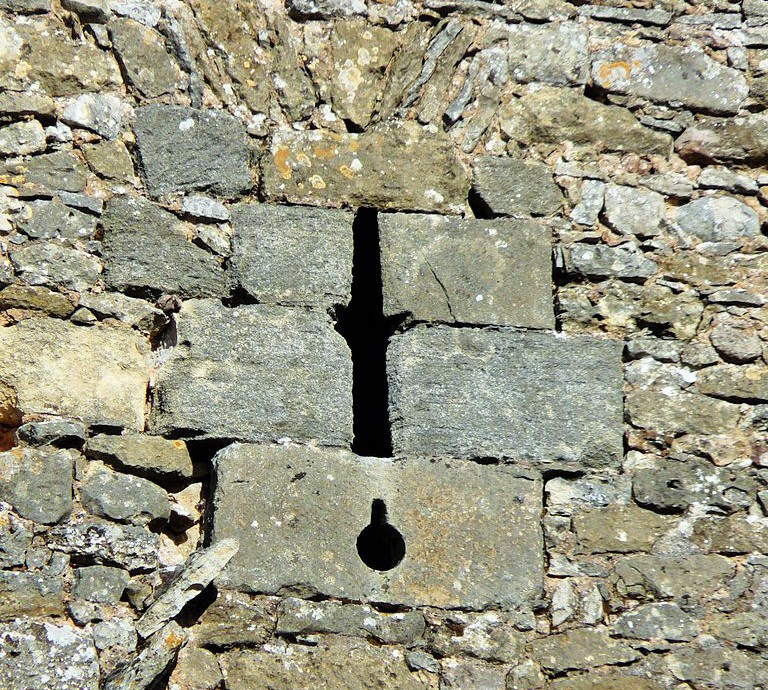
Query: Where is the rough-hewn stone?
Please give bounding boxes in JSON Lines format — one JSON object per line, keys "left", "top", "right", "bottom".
{"left": 379, "top": 214, "right": 553, "bottom": 328}
{"left": 592, "top": 43, "right": 747, "bottom": 114}
{"left": 9, "top": 241, "right": 102, "bottom": 291}
{"left": 0, "top": 120, "right": 46, "bottom": 156}
{"left": 73, "top": 565, "right": 130, "bottom": 604}
{"left": 102, "top": 197, "right": 226, "bottom": 298}
{"left": 193, "top": 590, "right": 275, "bottom": 648}
{"left": 626, "top": 389, "right": 740, "bottom": 435}
{"left": 667, "top": 645, "right": 768, "bottom": 689}
{"left": 697, "top": 363, "right": 768, "bottom": 402}
{"left": 603, "top": 184, "right": 666, "bottom": 238}
{"left": 231, "top": 204, "right": 353, "bottom": 308}
{"left": 568, "top": 244, "right": 658, "bottom": 280}
{"left": 573, "top": 505, "right": 673, "bottom": 553}
{"left": 0, "top": 283, "right": 75, "bottom": 318}
{"left": 675, "top": 196, "right": 760, "bottom": 242}
{"left": 507, "top": 22, "right": 588, "bottom": 86}
{"left": 530, "top": 628, "right": 639, "bottom": 672}
{"left": 676, "top": 113, "right": 768, "bottom": 163}
{"left": 15, "top": 197, "right": 97, "bottom": 241}
{"left": 150, "top": 300, "right": 352, "bottom": 446}
{"left": 86, "top": 434, "right": 194, "bottom": 481}
{"left": 60, "top": 93, "right": 122, "bottom": 139}
{"left": 0, "top": 318, "right": 149, "bottom": 429}
{"left": 263, "top": 122, "right": 469, "bottom": 213}
{"left": 0, "top": 568, "right": 66, "bottom": 619}
{"left": 77, "top": 292, "right": 168, "bottom": 335}
{"left": 212, "top": 443, "right": 543, "bottom": 610}
{"left": 133, "top": 106, "right": 252, "bottom": 198}
{"left": 387, "top": 327, "right": 623, "bottom": 465}
{"left": 613, "top": 603, "right": 699, "bottom": 642}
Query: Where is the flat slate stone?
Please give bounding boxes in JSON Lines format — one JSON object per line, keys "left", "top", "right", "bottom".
{"left": 231, "top": 204, "right": 353, "bottom": 308}
{"left": 133, "top": 105, "right": 252, "bottom": 198}
{"left": 212, "top": 443, "right": 543, "bottom": 610}
{"left": 263, "top": 122, "right": 469, "bottom": 214}
{"left": 102, "top": 196, "right": 226, "bottom": 298}
{"left": 0, "top": 318, "right": 149, "bottom": 430}
{"left": 379, "top": 214, "right": 554, "bottom": 328}
{"left": 592, "top": 43, "right": 747, "bottom": 114}
{"left": 387, "top": 326, "right": 623, "bottom": 466}
{"left": 150, "top": 299, "right": 352, "bottom": 446}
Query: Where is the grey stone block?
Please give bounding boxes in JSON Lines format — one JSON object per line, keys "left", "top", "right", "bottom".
{"left": 133, "top": 105, "right": 252, "bottom": 198}
{"left": 10, "top": 241, "right": 102, "bottom": 291}
{"left": 507, "top": 22, "right": 588, "bottom": 86}
{"left": 231, "top": 204, "right": 353, "bottom": 309}
{"left": 73, "top": 565, "right": 130, "bottom": 604}
{"left": 387, "top": 326, "right": 623, "bottom": 466}
{"left": 150, "top": 299, "right": 352, "bottom": 446}
{"left": 85, "top": 434, "right": 194, "bottom": 482}
{"left": 102, "top": 196, "right": 226, "bottom": 298}
{"left": 379, "top": 214, "right": 554, "bottom": 328}
{"left": 212, "top": 443, "right": 543, "bottom": 610}
{"left": 471, "top": 157, "right": 563, "bottom": 217}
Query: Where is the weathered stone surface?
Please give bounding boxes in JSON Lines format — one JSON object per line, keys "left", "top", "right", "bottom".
{"left": 530, "top": 628, "right": 639, "bottom": 673}
{"left": 137, "top": 539, "right": 238, "bottom": 638}
{"left": 0, "top": 446, "right": 73, "bottom": 524}
{"left": 263, "top": 122, "right": 469, "bottom": 214}
{"left": 0, "top": 120, "right": 46, "bottom": 156}
{"left": 80, "top": 460, "right": 170, "bottom": 523}
{"left": 507, "top": 22, "right": 588, "bottom": 86}
{"left": 61, "top": 93, "right": 121, "bottom": 139}
{"left": 151, "top": 300, "right": 352, "bottom": 445}
{"left": 626, "top": 389, "right": 740, "bottom": 435}
{"left": 603, "top": 184, "right": 666, "bottom": 237}
{"left": 693, "top": 514, "right": 768, "bottom": 554}
{"left": 102, "top": 197, "right": 226, "bottom": 298}
{"left": 61, "top": 0, "right": 110, "bottom": 22}
{"left": 193, "top": 590, "right": 275, "bottom": 648}
{"left": 471, "top": 157, "right": 563, "bottom": 217}
{"left": 0, "top": 568, "right": 65, "bottom": 618}
{"left": 0, "top": 16, "right": 122, "bottom": 97}
{"left": 613, "top": 554, "right": 735, "bottom": 602}
{"left": 708, "top": 611, "right": 768, "bottom": 648}
{"left": 0, "top": 620, "right": 99, "bottom": 690}
{"left": 667, "top": 645, "right": 768, "bottom": 689}
{"left": 15, "top": 197, "right": 97, "bottom": 241}
{"left": 499, "top": 87, "right": 672, "bottom": 155}
{"left": 103, "top": 621, "right": 188, "bottom": 690}
{"left": 288, "top": 0, "right": 365, "bottom": 17}
{"left": 633, "top": 458, "right": 755, "bottom": 514}
{"left": 379, "top": 214, "right": 554, "bottom": 328}
{"left": 573, "top": 505, "right": 673, "bottom": 554}
{"left": 6, "top": 150, "right": 88, "bottom": 193}
{"left": 425, "top": 611, "right": 527, "bottom": 663}
{"left": 48, "top": 518, "right": 159, "bottom": 571}
{"left": 675, "top": 196, "right": 760, "bottom": 242}
{"left": 0, "top": 508, "right": 32, "bottom": 567}
{"left": 86, "top": 434, "right": 194, "bottom": 482}
{"left": 570, "top": 179, "right": 605, "bottom": 226}
{"left": 388, "top": 327, "right": 623, "bottom": 465}
{"left": 546, "top": 475, "right": 631, "bottom": 515}
{"left": 73, "top": 565, "right": 130, "bottom": 603}
{"left": 697, "top": 363, "right": 768, "bottom": 401}
{"left": 168, "top": 646, "right": 223, "bottom": 690}
{"left": 82, "top": 140, "right": 135, "bottom": 181}
{"left": 547, "top": 670, "right": 662, "bottom": 690}
{"left": 231, "top": 204, "right": 353, "bottom": 308}
{"left": 134, "top": 106, "right": 252, "bottom": 198}
{"left": 592, "top": 43, "right": 747, "bottom": 114}
{"left": 276, "top": 597, "right": 425, "bottom": 644}
{"left": 569, "top": 244, "right": 658, "bottom": 280}
{"left": 212, "top": 443, "right": 543, "bottom": 609}
{"left": 16, "top": 420, "right": 86, "bottom": 448}
{"left": 440, "top": 658, "right": 507, "bottom": 690}
{"left": 0, "top": 283, "right": 75, "bottom": 318}
{"left": 78, "top": 292, "right": 168, "bottom": 335}
{"left": 181, "top": 195, "right": 229, "bottom": 222}
{"left": 0, "top": 318, "right": 149, "bottom": 429}
{"left": 10, "top": 241, "right": 101, "bottom": 291}
{"left": 613, "top": 603, "right": 699, "bottom": 641}
{"left": 110, "top": 17, "right": 177, "bottom": 98}
{"left": 699, "top": 167, "right": 758, "bottom": 194}
{"left": 676, "top": 114, "right": 768, "bottom": 163}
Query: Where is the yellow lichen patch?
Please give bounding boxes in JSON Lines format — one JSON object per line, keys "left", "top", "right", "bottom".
{"left": 274, "top": 146, "right": 292, "bottom": 180}
{"left": 339, "top": 165, "right": 355, "bottom": 179}
{"left": 296, "top": 152, "right": 312, "bottom": 168}
{"left": 172, "top": 440, "right": 186, "bottom": 449}
{"left": 597, "top": 60, "right": 638, "bottom": 87}
{"left": 309, "top": 175, "right": 327, "bottom": 190}
{"left": 313, "top": 145, "right": 338, "bottom": 160}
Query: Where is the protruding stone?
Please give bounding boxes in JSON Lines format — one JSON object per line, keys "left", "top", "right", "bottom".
{"left": 0, "top": 446, "right": 73, "bottom": 524}
{"left": 231, "top": 204, "right": 353, "bottom": 309}
{"left": 82, "top": 140, "right": 135, "bottom": 182}
{"left": 287, "top": 0, "right": 366, "bottom": 17}
{"left": 0, "top": 569, "right": 66, "bottom": 618}
{"left": 613, "top": 602, "right": 699, "bottom": 641}
{"left": 61, "top": 93, "right": 122, "bottom": 139}
{"left": 0, "top": 318, "right": 149, "bottom": 429}
{"left": 0, "top": 283, "right": 75, "bottom": 318}
{"left": 61, "top": 0, "right": 110, "bottom": 22}
{"left": 86, "top": 434, "right": 194, "bottom": 482}
{"left": 568, "top": 244, "right": 658, "bottom": 280}
{"left": 0, "top": 120, "right": 46, "bottom": 156}
{"left": 133, "top": 106, "right": 252, "bottom": 198}
{"left": 387, "top": 327, "right": 623, "bottom": 466}
{"left": 77, "top": 292, "right": 168, "bottom": 335}
{"left": 263, "top": 122, "right": 469, "bottom": 214}
{"left": 102, "top": 197, "right": 226, "bottom": 298}
{"left": 592, "top": 43, "right": 748, "bottom": 114}
{"left": 15, "top": 197, "right": 97, "bottom": 241}
{"left": 150, "top": 300, "right": 352, "bottom": 446}
{"left": 697, "top": 363, "right": 768, "bottom": 402}
{"left": 471, "top": 157, "right": 563, "bottom": 217}
{"left": 675, "top": 196, "right": 760, "bottom": 242}
{"left": 212, "top": 443, "right": 543, "bottom": 610}
{"left": 380, "top": 214, "right": 554, "bottom": 328}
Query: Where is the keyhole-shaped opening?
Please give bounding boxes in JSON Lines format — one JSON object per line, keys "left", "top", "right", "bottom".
{"left": 356, "top": 499, "right": 406, "bottom": 571}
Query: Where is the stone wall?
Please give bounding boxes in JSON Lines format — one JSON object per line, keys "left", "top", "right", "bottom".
{"left": 1, "top": 0, "right": 767, "bottom": 688}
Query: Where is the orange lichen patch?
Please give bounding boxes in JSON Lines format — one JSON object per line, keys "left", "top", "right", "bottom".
{"left": 164, "top": 630, "right": 186, "bottom": 649}
{"left": 273, "top": 146, "right": 292, "bottom": 180}
{"left": 313, "top": 145, "right": 338, "bottom": 159}
{"left": 339, "top": 165, "right": 355, "bottom": 179}
{"left": 172, "top": 440, "right": 186, "bottom": 449}
{"left": 597, "top": 60, "right": 638, "bottom": 87}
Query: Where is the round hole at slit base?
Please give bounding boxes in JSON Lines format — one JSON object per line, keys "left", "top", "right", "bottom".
{"left": 356, "top": 498, "right": 406, "bottom": 572}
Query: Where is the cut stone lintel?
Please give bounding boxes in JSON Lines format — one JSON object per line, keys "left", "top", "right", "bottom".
{"left": 212, "top": 443, "right": 543, "bottom": 611}
{"left": 387, "top": 326, "right": 624, "bottom": 467}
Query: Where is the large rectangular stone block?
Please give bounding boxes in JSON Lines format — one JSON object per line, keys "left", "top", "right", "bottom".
{"left": 262, "top": 122, "right": 469, "bottom": 213}
{"left": 230, "top": 204, "right": 353, "bottom": 309}
{"left": 0, "top": 319, "right": 149, "bottom": 430}
{"left": 387, "top": 326, "right": 623, "bottom": 467}
{"left": 212, "top": 443, "right": 543, "bottom": 610}
{"left": 379, "top": 213, "right": 554, "bottom": 328}
{"left": 150, "top": 300, "right": 352, "bottom": 446}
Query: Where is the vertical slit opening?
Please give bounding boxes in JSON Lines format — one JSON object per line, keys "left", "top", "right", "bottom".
{"left": 336, "top": 208, "right": 392, "bottom": 458}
